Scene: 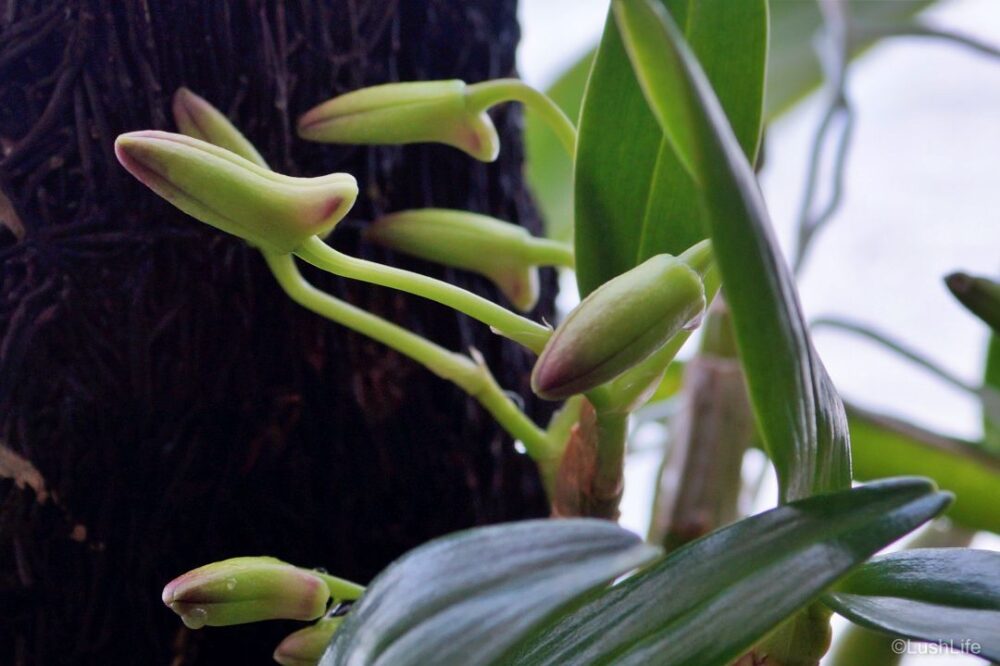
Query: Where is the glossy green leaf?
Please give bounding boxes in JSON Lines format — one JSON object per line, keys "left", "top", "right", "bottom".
{"left": 825, "top": 548, "right": 1000, "bottom": 661}
{"left": 848, "top": 404, "right": 1000, "bottom": 534}
{"left": 510, "top": 478, "right": 950, "bottom": 666}
{"left": 524, "top": 51, "right": 594, "bottom": 242}
{"left": 613, "top": 0, "right": 850, "bottom": 501}
{"left": 573, "top": 0, "right": 767, "bottom": 297}
{"left": 320, "top": 519, "right": 660, "bottom": 666}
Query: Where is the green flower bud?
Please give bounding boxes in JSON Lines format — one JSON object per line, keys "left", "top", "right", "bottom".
{"left": 531, "top": 253, "right": 707, "bottom": 400}
{"left": 172, "top": 87, "right": 268, "bottom": 167}
{"left": 365, "top": 208, "right": 543, "bottom": 311}
{"left": 297, "top": 80, "right": 500, "bottom": 162}
{"left": 273, "top": 617, "right": 344, "bottom": 666}
{"left": 161, "top": 556, "right": 330, "bottom": 629}
{"left": 115, "top": 131, "right": 357, "bottom": 254}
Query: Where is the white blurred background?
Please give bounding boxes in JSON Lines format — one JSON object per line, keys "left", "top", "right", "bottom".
{"left": 518, "top": 1, "right": 1000, "bottom": 664}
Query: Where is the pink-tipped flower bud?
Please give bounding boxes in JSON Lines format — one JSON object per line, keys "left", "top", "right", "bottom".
{"left": 365, "top": 208, "right": 554, "bottom": 311}
{"left": 273, "top": 617, "right": 344, "bottom": 666}
{"left": 161, "top": 557, "right": 330, "bottom": 629}
{"left": 172, "top": 87, "right": 268, "bottom": 167}
{"left": 531, "top": 250, "right": 708, "bottom": 400}
{"left": 115, "top": 131, "right": 357, "bottom": 254}
{"left": 298, "top": 80, "right": 500, "bottom": 162}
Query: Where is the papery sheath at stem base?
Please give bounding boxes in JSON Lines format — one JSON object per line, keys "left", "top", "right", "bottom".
{"left": 550, "top": 400, "right": 623, "bottom": 520}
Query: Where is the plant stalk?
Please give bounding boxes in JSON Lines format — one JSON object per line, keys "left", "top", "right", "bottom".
{"left": 466, "top": 78, "right": 578, "bottom": 159}
{"left": 263, "top": 252, "right": 557, "bottom": 482}
{"left": 295, "top": 237, "right": 552, "bottom": 353}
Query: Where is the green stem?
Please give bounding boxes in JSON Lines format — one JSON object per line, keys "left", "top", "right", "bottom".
{"left": 315, "top": 573, "right": 366, "bottom": 602}
{"left": 295, "top": 237, "right": 551, "bottom": 354}
{"left": 263, "top": 251, "right": 555, "bottom": 469}
{"left": 525, "top": 237, "right": 576, "bottom": 268}
{"left": 592, "top": 408, "right": 629, "bottom": 507}
{"left": 812, "top": 317, "right": 998, "bottom": 402}
{"left": 853, "top": 20, "right": 1000, "bottom": 60}
{"left": 608, "top": 332, "right": 690, "bottom": 413}
{"left": 466, "top": 78, "right": 577, "bottom": 159}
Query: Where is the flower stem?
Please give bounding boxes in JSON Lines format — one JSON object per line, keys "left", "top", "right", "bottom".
{"left": 295, "top": 237, "right": 551, "bottom": 354}
{"left": 525, "top": 237, "right": 576, "bottom": 268}
{"left": 315, "top": 573, "right": 365, "bottom": 602}
{"left": 466, "top": 78, "right": 577, "bottom": 159}
{"left": 263, "top": 251, "right": 556, "bottom": 476}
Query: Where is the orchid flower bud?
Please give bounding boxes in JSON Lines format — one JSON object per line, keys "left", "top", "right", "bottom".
{"left": 161, "top": 557, "right": 330, "bottom": 629}
{"left": 115, "top": 131, "right": 357, "bottom": 254}
{"left": 297, "top": 80, "right": 500, "bottom": 162}
{"left": 365, "top": 209, "right": 557, "bottom": 311}
{"left": 172, "top": 87, "right": 268, "bottom": 167}
{"left": 531, "top": 252, "right": 707, "bottom": 400}
{"left": 273, "top": 617, "right": 344, "bottom": 666}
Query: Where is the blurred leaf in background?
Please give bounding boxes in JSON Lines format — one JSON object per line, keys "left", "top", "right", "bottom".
{"left": 524, "top": 52, "right": 593, "bottom": 242}
{"left": 523, "top": 0, "right": 939, "bottom": 252}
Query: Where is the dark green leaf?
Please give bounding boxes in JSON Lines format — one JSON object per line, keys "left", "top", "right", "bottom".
{"left": 510, "top": 478, "right": 950, "bottom": 666}
{"left": 613, "top": 0, "right": 850, "bottom": 501}
{"left": 848, "top": 403, "right": 1000, "bottom": 534}
{"left": 321, "top": 519, "right": 659, "bottom": 666}
{"left": 825, "top": 548, "right": 1000, "bottom": 661}
{"left": 573, "top": 0, "right": 767, "bottom": 296}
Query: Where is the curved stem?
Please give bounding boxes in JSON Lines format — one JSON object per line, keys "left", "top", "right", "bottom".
{"left": 315, "top": 573, "right": 365, "bottom": 602}
{"left": 466, "top": 78, "right": 577, "bottom": 159}
{"left": 295, "top": 237, "right": 552, "bottom": 354}
{"left": 812, "top": 317, "right": 1000, "bottom": 405}
{"left": 793, "top": 3, "right": 855, "bottom": 276}
{"left": 853, "top": 20, "right": 1000, "bottom": 60}
{"left": 263, "top": 251, "right": 555, "bottom": 470}
{"left": 525, "top": 237, "right": 576, "bottom": 268}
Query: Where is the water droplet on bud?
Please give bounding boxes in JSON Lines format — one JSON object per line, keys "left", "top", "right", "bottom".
{"left": 182, "top": 607, "right": 208, "bottom": 630}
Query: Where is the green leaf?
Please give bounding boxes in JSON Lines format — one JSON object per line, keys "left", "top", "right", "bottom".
{"left": 573, "top": 0, "right": 767, "bottom": 296}
{"left": 848, "top": 404, "right": 1000, "bottom": 534}
{"left": 766, "top": 0, "right": 938, "bottom": 119}
{"left": 524, "top": 51, "right": 594, "bottom": 242}
{"left": 613, "top": 0, "right": 851, "bottom": 501}
{"left": 825, "top": 549, "right": 1000, "bottom": 661}
{"left": 510, "top": 478, "right": 950, "bottom": 666}
{"left": 320, "top": 519, "right": 660, "bottom": 666}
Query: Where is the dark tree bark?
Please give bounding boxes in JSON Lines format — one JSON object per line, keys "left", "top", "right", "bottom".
{"left": 0, "top": 1, "right": 553, "bottom": 663}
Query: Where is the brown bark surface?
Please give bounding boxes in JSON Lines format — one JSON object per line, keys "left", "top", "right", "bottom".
{"left": 0, "top": 1, "right": 552, "bottom": 663}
